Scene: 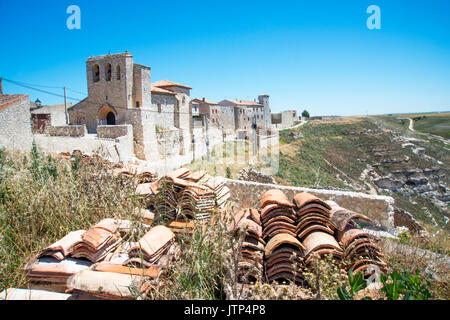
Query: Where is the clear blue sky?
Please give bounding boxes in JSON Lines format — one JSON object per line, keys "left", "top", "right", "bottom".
{"left": 1, "top": 0, "right": 449, "bottom": 116}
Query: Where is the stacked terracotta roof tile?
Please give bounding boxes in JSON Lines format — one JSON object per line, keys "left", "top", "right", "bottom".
{"left": 264, "top": 234, "right": 305, "bottom": 284}
{"left": 261, "top": 190, "right": 306, "bottom": 284}
{"left": 293, "top": 192, "right": 343, "bottom": 264}
{"left": 70, "top": 219, "right": 123, "bottom": 263}
{"left": 152, "top": 168, "right": 230, "bottom": 221}
{"left": 25, "top": 219, "right": 176, "bottom": 299}
{"left": 228, "top": 208, "right": 264, "bottom": 283}
{"left": 124, "top": 225, "right": 175, "bottom": 268}
{"left": 229, "top": 189, "right": 387, "bottom": 286}
{"left": 328, "top": 201, "right": 387, "bottom": 277}
{"left": 112, "top": 164, "right": 158, "bottom": 184}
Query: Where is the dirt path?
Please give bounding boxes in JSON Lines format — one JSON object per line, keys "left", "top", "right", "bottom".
{"left": 398, "top": 117, "right": 449, "bottom": 146}
{"left": 275, "top": 120, "right": 308, "bottom": 131}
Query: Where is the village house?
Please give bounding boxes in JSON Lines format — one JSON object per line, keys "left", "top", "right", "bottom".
{"left": 218, "top": 95, "right": 271, "bottom": 131}
{"left": 271, "top": 110, "right": 297, "bottom": 129}
{"left": 30, "top": 102, "right": 71, "bottom": 133}
{"left": 0, "top": 52, "right": 279, "bottom": 174}
{"left": 191, "top": 98, "right": 235, "bottom": 133}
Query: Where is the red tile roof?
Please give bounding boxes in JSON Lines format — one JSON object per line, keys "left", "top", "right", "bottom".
{"left": 151, "top": 85, "right": 176, "bottom": 95}
{"left": 223, "top": 99, "right": 263, "bottom": 107}
{"left": 153, "top": 80, "right": 192, "bottom": 90}
{"left": 0, "top": 94, "right": 28, "bottom": 111}
{"left": 192, "top": 98, "right": 219, "bottom": 105}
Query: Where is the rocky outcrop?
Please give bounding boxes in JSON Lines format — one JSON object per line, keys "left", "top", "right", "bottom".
{"left": 393, "top": 207, "right": 426, "bottom": 234}
{"left": 237, "top": 167, "right": 276, "bottom": 184}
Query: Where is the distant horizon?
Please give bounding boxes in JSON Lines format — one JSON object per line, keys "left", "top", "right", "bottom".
{"left": 1, "top": 0, "right": 449, "bottom": 116}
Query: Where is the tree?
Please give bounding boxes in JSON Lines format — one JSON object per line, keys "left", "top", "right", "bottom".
{"left": 302, "top": 110, "right": 310, "bottom": 118}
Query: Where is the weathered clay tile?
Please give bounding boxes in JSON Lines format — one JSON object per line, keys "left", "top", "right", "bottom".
{"left": 293, "top": 192, "right": 331, "bottom": 211}
{"left": 38, "top": 230, "right": 85, "bottom": 261}
{"left": 261, "top": 189, "right": 294, "bottom": 208}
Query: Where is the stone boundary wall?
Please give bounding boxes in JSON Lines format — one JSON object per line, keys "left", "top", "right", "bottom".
{"left": 224, "top": 179, "right": 395, "bottom": 231}
{"left": 97, "top": 125, "right": 132, "bottom": 139}
{"left": 0, "top": 95, "right": 33, "bottom": 152}
{"left": 47, "top": 125, "right": 87, "bottom": 137}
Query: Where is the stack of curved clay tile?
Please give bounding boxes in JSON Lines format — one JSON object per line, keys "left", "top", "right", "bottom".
{"left": 154, "top": 176, "right": 180, "bottom": 220}
{"left": 136, "top": 181, "right": 160, "bottom": 209}
{"left": 264, "top": 234, "right": 306, "bottom": 284}
{"left": 260, "top": 190, "right": 306, "bottom": 284}
{"left": 204, "top": 176, "right": 230, "bottom": 209}
{"left": 154, "top": 168, "right": 229, "bottom": 221}
{"left": 293, "top": 192, "right": 336, "bottom": 241}
{"left": 328, "top": 201, "right": 387, "bottom": 277}
{"left": 261, "top": 189, "right": 297, "bottom": 242}
{"left": 228, "top": 208, "right": 264, "bottom": 283}
{"left": 124, "top": 225, "right": 175, "bottom": 268}
{"left": 179, "top": 185, "right": 216, "bottom": 220}
{"left": 71, "top": 219, "right": 122, "bottom": 263}
{"left": 112, "top": 165, "right": 157, "bottom": 184}
{"left": 292, "top": 192, "right": 343, "bottom": 264}
{"left": 24, "top": 257, "right": 92, "bottom": 291}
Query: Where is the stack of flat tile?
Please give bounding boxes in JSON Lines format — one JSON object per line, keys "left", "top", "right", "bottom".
{"left": 337, "top": 225, "right": 387, "bottom": 277}
{"left": 264, "top": 233, "right": 306, "bottom": 285}
{"left": 0, "top": 288, "right": 73, "bottom": 300}
{"left": 228, "top": 208, "right": 265, "bottom": 283}
{"left": 293, "top": 192, "right": 336, "bottom": 241}
{"left": 67, "top": 270, "right": 148, "bottom": 300}
{"left": 124, "top": 225, "right": 175, "bottom": 268}
{"left": 71, "top": 219, "right": 122, "bottom": 263}
{"left": 260, "top": 189, "right": 297, "bottom": 242}
{"left": 38, "top": 230, "right": 85, "bottom": 261}
{"left": 24, "top": 256, "right": 92, "bottom": 292}
{"left": 179, "top": 185, "right": 216, "bottom": 220}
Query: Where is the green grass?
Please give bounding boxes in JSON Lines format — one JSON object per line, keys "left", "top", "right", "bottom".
{"left": 0, "top": 146, "right": 139, "bottom": 290}
{"left": 413, "top": 115, "right": 450, "bottom": 139}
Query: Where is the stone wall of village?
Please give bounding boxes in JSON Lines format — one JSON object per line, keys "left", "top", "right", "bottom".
{"left": 151, "top": 94, "right": 176, "bottom": 129}
{"left": 225, "top": 178, "right": 396, "bottom": 231}
{"left": 0, "top": 95, "right": 33, "bottom": 152}
{"left": 47, "top": 125, "right": 87, "bottom": 137}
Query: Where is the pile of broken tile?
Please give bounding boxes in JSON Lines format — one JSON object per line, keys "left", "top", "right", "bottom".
{"left": 229, "top": 189, "right": 387, "bottom": 286}
{"left": 15, "top": 218, "right": 176, "bottom": 300}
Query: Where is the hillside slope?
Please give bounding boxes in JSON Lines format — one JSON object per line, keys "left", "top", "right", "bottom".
{"left": 273, "top": 117, "right": 449, "bottom": 238}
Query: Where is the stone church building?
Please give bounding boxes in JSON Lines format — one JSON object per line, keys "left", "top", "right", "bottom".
{"left": 68, "top": 52, "right": 192, "bottom": 161}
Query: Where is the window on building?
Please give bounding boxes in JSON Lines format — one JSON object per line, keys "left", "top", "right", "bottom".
{"left": 182, "top": 96, "right": 186, "bottom": 104}
{"left": 93, "top": 64, "right": 100, "bottom": 82}
{"left": 106, "top": 63, "right": 112, "bottom": 81}
{"left": 136, "top": 101, "right": 140, "bottom": 108}
{"left": 116, "top": 65, "right": 121, "bottom": 80}
{"left": 157, "top": 103, "right": 162, "bottom": 113}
